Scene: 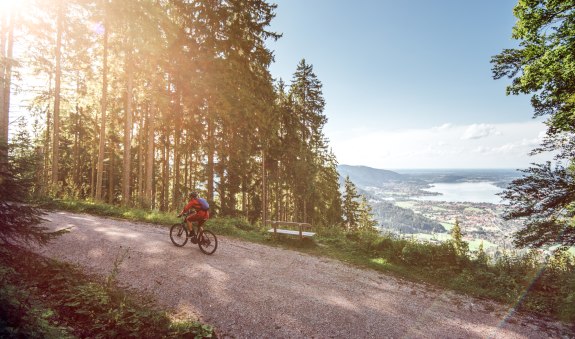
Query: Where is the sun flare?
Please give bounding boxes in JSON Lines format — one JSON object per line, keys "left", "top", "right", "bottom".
{"left": 0, "top": 0, "right": 26, "bottom": 17}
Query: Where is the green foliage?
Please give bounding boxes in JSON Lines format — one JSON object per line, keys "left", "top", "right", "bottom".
{"left": 492, "top": 1, "right": 575, "bottom": 249}
{"left": 499, "top": 163, "right": 575, "bottom": 248}
{"left": 0, "top": 145, "right": 65, "bottom": 247}
{"left": 342, "top": 176, "right": 378, "bottom": 233}
{"left": 0, "top": 246, "right": 214, "bottom": 338}
{"left": 39, "top": 198, "right": 179, "bottom": 225}
{"left": 371, "top": 200, "right": 446, "bottom": 234}
{"left": 0, "top": 263, "right": 73, "bottom": 338}
{"left": 475, "top": 241, "right": 489, "bottom": 267}
{"left": 342, "top": 176, "right": 360, "bottom": 231}
{"left": 207, "top": 216, "right": 266, "bottom": 240}
{"left": 450, "top": 219, "right": 469, "bottom": 258}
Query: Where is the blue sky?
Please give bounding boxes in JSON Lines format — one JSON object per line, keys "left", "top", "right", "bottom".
{"left": 267, "top": 0, "right": 551, "bottom": 169}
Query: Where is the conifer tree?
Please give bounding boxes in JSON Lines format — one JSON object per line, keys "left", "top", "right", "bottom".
{"left": 476, "top": 241, "right": 489, "bottom": 266}
{"left": 451, "top": 219, "right": 468, "bottom": 257}
{"left": 358, "top": 195, "right": 378, "bottom": 232}
{"left": 289, "top": 59, "right": 327, "bottom": 222}
{"left": 0, "top": 0, "right": 349, "bottom": 225}
{"left": 343, "top": 175, "right": 360, "bottom": 231}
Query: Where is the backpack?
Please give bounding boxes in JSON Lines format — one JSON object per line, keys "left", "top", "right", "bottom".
{"left": 197, "top": 198, "right": 210, "bottom": 211}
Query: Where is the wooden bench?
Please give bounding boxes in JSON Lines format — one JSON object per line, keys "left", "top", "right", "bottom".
{"left": 266, "top": 220, "right": 316, "bottom": 239}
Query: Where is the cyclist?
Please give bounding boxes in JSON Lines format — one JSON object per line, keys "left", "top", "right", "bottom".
{"left": 177, "top": 192, "right": 210, "bottom": 236}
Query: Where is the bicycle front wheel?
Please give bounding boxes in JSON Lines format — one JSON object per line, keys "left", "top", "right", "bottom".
{"left": 170, "top": 223, "right": 188, "bottom": 247}
{"left": 198, "top": 230, "right": 218, "bottom": 255}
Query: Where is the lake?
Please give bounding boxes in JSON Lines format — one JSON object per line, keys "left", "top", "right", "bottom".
{"left": 413, "top": 182, "right": 504, "bottom": 204}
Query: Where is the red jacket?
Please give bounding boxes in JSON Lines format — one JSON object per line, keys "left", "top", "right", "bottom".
{"left": 181, "top": 198, "right": 209, "bottom": 218}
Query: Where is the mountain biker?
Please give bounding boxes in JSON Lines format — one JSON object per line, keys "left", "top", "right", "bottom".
{"left": 177, "top": 192, "right": 210, "bottom": 236}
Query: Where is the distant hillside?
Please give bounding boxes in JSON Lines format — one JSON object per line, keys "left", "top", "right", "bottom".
{"left": 338, "top": 165, "right": 417, "bottom": 186}
{"left": 338, "top": 165, "right": 446, "bottom": 234}
{"left": 372, "top": 201, "right": 446, "bottom": 234}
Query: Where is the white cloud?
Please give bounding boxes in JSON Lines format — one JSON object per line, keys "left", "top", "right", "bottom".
{"left": 460, "top": 123, "right": 499, "bottom": 140}
{"left": 331, "top": 120, "right": 553, "bottom": 169}
{"left": 432, "top": 123, "right": 453, "bottom": 131}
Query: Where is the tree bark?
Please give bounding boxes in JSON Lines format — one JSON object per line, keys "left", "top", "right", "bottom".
{"left": 51, "top": 0, "right": 63, "bottom": 187}
{"left": 137, "top": 107, "right": 144, "bottom": 206}
{"left": 95, "top": 12, "right": 109, "bottom": 201}
{"left": 172, "top": 86, "right": 182, "bottom": 209}
{"left": 145, "top": 104, "right": 155, "bottom": 209}
{"left": 207, "top": 111, "right": 215, "bottom": 202}
{"left": 0, "top": 16, "right": 6, "bottom": 160}
{"left": 0, "top": 11, "right": 14, "bottom": 171}
{"left": 122, "top": 52, "right": 133, "bottom": 206}
{"left": 262, "top": 152, "right": 266, "bottom": 224}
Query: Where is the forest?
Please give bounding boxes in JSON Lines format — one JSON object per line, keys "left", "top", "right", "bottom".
{"left": 0, "top": 0, "right": 360, "bottom": 228}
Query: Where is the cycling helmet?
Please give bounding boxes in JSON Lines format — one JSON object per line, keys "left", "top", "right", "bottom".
{"left": 188, "top": 191, "right": 198, "bottom": 199}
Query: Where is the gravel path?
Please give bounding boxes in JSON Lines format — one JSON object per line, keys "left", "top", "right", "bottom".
{"left": 32, "top": 211, "right": 573, "bottom": 338}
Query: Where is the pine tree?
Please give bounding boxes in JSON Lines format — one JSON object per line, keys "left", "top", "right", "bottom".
{"left": 451, "top": 219, "right": 468, "bottom": 257}
{"left": 476, "top": 241, "right": 489, "bottom": 266}
{"left": 289, "top": 59, "right": 328, "bottom": 223}
{"left": 342, "top": 175, "right": 360, "bottom": 231}
{"left": 358, "top": 195, "right": 378, "bottom": 232}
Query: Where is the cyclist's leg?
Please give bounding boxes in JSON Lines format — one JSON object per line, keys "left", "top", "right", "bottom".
{"left": 196, "top": 210, "right": 209, "bottom": 233}
{"left": 197, "top": 219, "right": 206, "bottom": 233}
{"left": 185, "top": 214, "right": 195, "bottom": 233}
{"left": 187, "top": 213, "right": 205, "bottom": 233}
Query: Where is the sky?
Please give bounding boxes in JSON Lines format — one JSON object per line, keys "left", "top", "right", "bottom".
{"left": 266, "top": 0, "right": 552, "bottom": 169}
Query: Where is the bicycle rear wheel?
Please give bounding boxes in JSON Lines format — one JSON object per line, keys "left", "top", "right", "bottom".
{"left": 170, "top": 223, "right": 188, "bottom": 247}
{"left": 198, "top": 230, "right": 218, "bottom": 255}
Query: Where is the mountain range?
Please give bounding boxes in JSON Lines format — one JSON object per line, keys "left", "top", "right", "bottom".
{"left": 337, "top": 165, "right": 417, "bottom": 187}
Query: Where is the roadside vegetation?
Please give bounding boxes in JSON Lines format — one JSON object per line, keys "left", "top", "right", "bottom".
{"left": 41, "top": 198, "right": 575, "bottom": 324}
{"left": 0, "top": 244, "right": 214, "bottom": 338}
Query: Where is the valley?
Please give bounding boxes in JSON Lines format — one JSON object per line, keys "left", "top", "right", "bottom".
{"left": 339, "top": 165, "right": 524, "bottom": 253}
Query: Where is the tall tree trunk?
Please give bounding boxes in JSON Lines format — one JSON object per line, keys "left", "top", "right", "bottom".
{"left": 183, "top": 151, "right": 189, "bottom": 194}
{"left": 145, "top": 104, "right": 155, "bottom": 209}
{"left": 0, "top": 11, "right": 14, "bottom": 171}
{"left": 207, "top": 112, "right": 214, "bottom": 202}
{"left": 122, "top": 52, "right": 133, "bottom": 206}
{"left": 137, "top": 107, "right": 144, "bottom": 206}
{"left": 172, "top": 87, "right": 181, "bottom": 208}
{"left": 0, "top": 15, "right": 6, "bottom": 162}
{"left": 90, "top": 125, "right": 97, "bottom": 198}
{"left": 108, "top": 142, "right": 115, "bottom": 203}
{"left": 160, "top": 133, "right": 167, "bottom": 211}
{"left": 43, "top": 74, "right": 53, "bottom": 195}
{"left": 108, "top": 116, "right": 115, "bottom": 204}
{"left": 73, "top": 104, "right": 80, "bottom": 187}
{"left": 95, "top": 11, "right": 108, "bottom": 201}
{"left": 51, "top": 0, "right": 63, "bottom": 187}
{"left": 262, "top": 151, "right": 268, "bottom": 225}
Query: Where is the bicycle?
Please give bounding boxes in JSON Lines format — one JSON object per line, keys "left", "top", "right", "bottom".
{"left": 169, "top": 216, "right": 218, "bottom": 255}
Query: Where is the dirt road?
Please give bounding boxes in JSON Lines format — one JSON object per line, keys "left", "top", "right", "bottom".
{"left": 33, "top": 211, "right": 572, "bottom": 338}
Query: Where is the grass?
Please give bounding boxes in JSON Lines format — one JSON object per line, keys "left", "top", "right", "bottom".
{"left": 38, "top": 198, "right": 180, "bottom": 225}
{"left": 37, "top": 198, "right": 575, "bottom": 325}
{"left": 0, "top": 244, "right": 214, "bottom": 338}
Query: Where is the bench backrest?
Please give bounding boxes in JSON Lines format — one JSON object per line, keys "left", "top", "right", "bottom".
{"left": 266, "top": 220, "right": 312, "bottom": 229}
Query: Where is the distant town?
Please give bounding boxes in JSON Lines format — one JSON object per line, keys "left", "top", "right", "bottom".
{"left": 394, "top": 200, "right": 522, "bottom": 251}
{"left": 339, "top": 165, "right": 524, "bottom": 254}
